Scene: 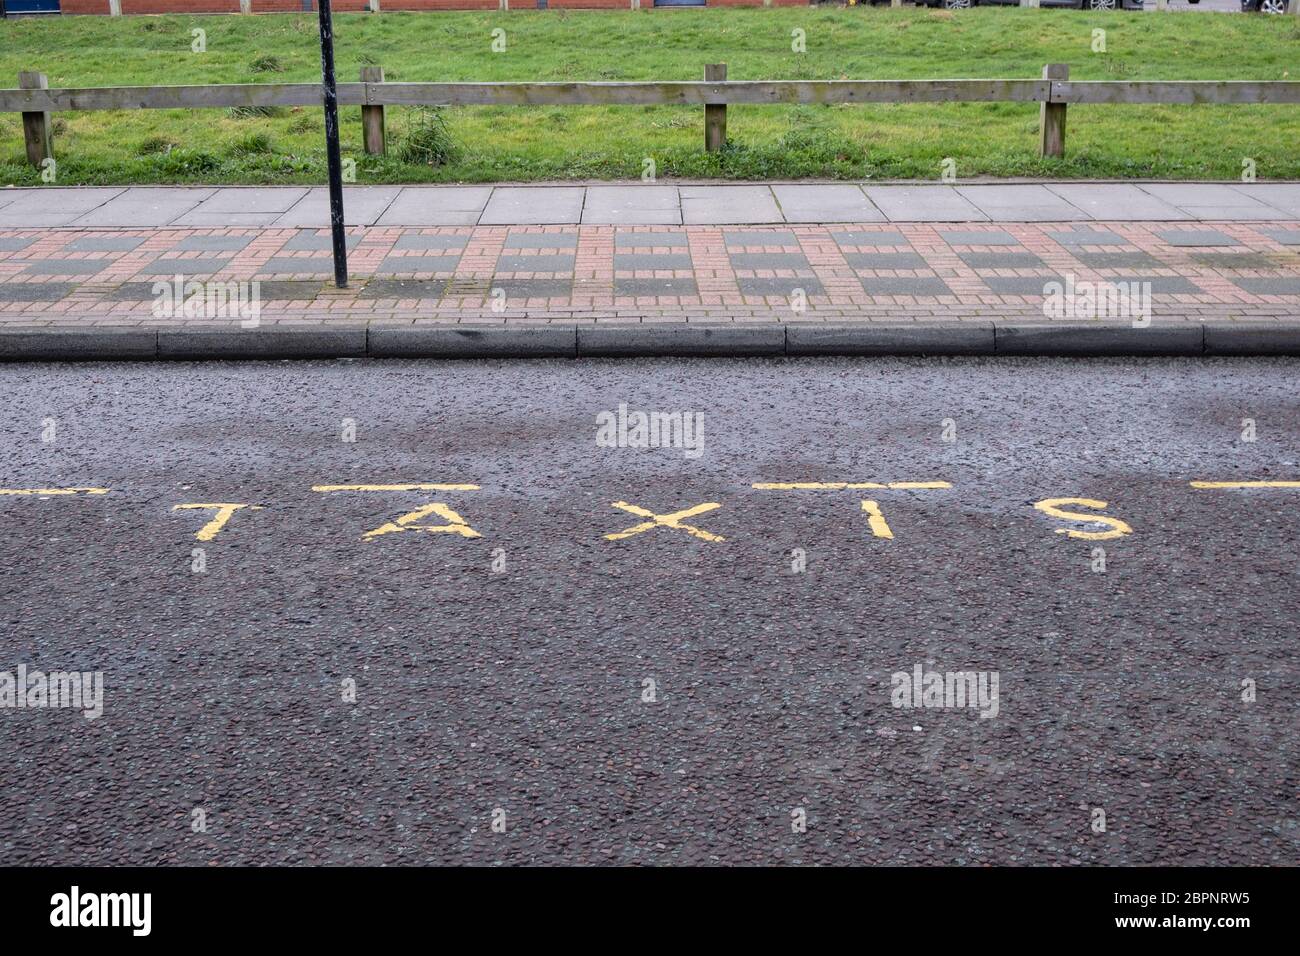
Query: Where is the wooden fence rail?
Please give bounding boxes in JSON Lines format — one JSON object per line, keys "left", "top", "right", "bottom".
{"left": 3, "top": 64, "right": 1298, "bottom": 168}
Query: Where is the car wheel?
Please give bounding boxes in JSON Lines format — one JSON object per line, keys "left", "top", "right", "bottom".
{"left": 1258, "top": 0, "right": 1287, "bottom": 11}
{"left": 1087, "top": 0, "right": 1117, "bottom": 9}
{"left": 942, "top": 0, "right": 973, "bottom": 8}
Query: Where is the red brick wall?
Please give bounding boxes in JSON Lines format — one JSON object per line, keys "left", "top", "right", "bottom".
{"left": 56, "top": 0, "right": 806, "bottom": 12}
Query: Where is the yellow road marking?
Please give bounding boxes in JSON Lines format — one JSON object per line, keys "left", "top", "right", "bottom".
{"left": 1033, "top": 497, "right": 1133, "bottom": 541}
{"left": 172, "top": 503, "right": 263, "bottom": 542}
{"left": 605, "top": 501, "right": 724, "bottom": 543}
{"left": 312, "top": 483, "right": 480, "bottom": 492}
{"left": 362, "top": 502, "right": 481, "bottom": 540}
{"left": 860, "top": 500, "right": 894, "bottom": 539}
{"left": 751, "top": 481, "right": 952, "bottom": 490}
{"left": 0, "top": 487, "right": 109, "bottom": 496}
{"left": 1189, "top": 481, "right": 1300, "bottom": 489}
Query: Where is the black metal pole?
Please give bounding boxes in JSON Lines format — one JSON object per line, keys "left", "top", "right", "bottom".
{"left": 316, "top": 0, "right": 347, "bottom": 288}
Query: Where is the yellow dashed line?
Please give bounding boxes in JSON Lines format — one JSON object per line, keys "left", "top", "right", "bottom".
{"left": 1189, "top": 481, "right": 1300, "bottom": 489}
{"left": 751, "top": 481, "right": 951, "bottom": 490}
{"left": 311, "top": 483, "right": 480, "bottom": 492}
{"left": 0, "top": 488, "right": 109, "bottom": 496}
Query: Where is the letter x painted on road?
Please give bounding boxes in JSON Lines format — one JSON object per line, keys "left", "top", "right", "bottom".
{"left": 604, "top": 501, "right": 725, "bottom": 543}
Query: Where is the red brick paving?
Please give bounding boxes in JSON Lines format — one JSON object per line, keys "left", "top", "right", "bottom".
{"left": 1, "top": 222, "right": 1297, "bottom": 326}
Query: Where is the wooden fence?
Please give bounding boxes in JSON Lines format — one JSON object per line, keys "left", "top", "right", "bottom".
{"left": 3, "top": 63, "right": 1299, "bottom": 167}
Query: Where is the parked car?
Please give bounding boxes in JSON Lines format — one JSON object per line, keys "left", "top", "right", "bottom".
{"left": 1241, "top": 0, "right": 1292, "bottom": 12}
{"left": 920, "top": 0, "right": 1144, "bottom": 9}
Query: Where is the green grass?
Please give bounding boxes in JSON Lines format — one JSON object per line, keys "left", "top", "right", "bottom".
{"left": 1, "top": 8, "right": 1298, "bottom": 185}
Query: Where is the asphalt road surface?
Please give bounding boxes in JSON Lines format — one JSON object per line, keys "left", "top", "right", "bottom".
{"left": 0, "top": 357, "right": 1296, "bottom": 866}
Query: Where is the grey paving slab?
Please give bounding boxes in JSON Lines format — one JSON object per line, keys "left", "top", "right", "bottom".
{"left": 104, "top": 282, "right": 162, "bottom": 301}
{"left": 393, "top": 234, "right": 469, "bottom": 250}
{"left": 860, "top": 276, "right": 952, "bottom": 296}
{"left": 958, "top": 252, "right": 1045, "bottom": 269}
{"left": 844, "top": 251, "right": 929, "bottom": 270}
{"left": 73, "top": 187, "right": 215, "bottom": 227}
{"left": 1188, "top": 252, "right": 1280, "bottom": 269}
{"left": 0, "top": 282, "right": 78, "bottom": 302}
{"left": 832, "top": 230, "right": 910, "bottom": 247}
{"left": 490, "top": 278, "right": 573, "bottom": 298}
{"left": 174, "top": 235, "right": 255, "bottom": 252}
{"left": 581, "top": 186, "right": 681, "bottom": 225}
{"left": 1229, "top": 184, "right": 1300, "bottom": 218}
{"left": 615, "top": 230, "right": 688, "bottom": 249}
{"left": 186, "top": 187, "right": 310, "bottom": 214}
{"left": 724, "top": 230, "right": 800, "bottom": 248}
{"left": 983, "top": 276, "right": 1064, "bottom": 295}
{"left": 1114, "top": 275, "right": 1203, "bottom": 294}
{"left": 0, "top": 188, "right": 125, "bottom": 227}
{"left": 502, "top": 233, "right": 578, "bottom": 249}
{"left": 1044, "top": 184, "right": 1189, "bottom": 222}
{"left": 729, "top": 252, "right": 810, "bottom": 270}
{"left": 496, "top": 254, "right": 575, "bottom": 272}
{"left": 0, "top": 237, "right": 37, "bottom": 252}
{"left": 613, "top": 277, "right": 700, "bottom": 296}
{"left": 274, "top": 187, "right": 402, "bottom": 227}
{"left": 172, "top": 212, "right": 293, "bottom": 228}
{"left": 1232, "top": 277, "right": 1300, "bottom": 295}
{"left": 1047, "top": 227, "right": 1129, "bottom": 246}
{"left": 375, "top": 186, "right": 493, "bottom": 226}
{"left": 21, "top": 258, "right": 115, "bottom": 275}
{"left": 172, "top": 187, "right": 309, "bottom": 226}
{"left": 1073, "top": 251, "right": 1164, "bottom": 270}
{"left": 939, "top": 229, "right": 1020, "bottom": 246}
{"left": 257, "top": 256, "right": 336, "bottom": 274}
{"left": 376, "top": 254, "right": 461, "bottom": 273}
{"left": 772, "top": 184, "right": 884, "bottom": 223}
{"left": 1155, "top": 229, "right": 1240, "bottom": 247}
{"left": 1261, "top": 228, "right": 1300, "bottom": 246}
{"left": 736, "top": 276, "right": 824, "bottom": 296}
{"left": 481, "top": 187, "right": 585, "bottom": 226}
{"left": 358, "top": 278, "right": 448, "bottom": 299}
{"left": 862, "top": 186, "right": 988, "bottom": 223}
{"left": 282, "top": 233, "right": 364, "bottom": 251}
{"left": 66, "top": 236, "right": 146, "bottom": 252}
{"left": 1140, "top": 183, "right": 1279, "bottom": 221}
{"left": 956, "top": 185, "right": 1090, "bottom": 222}
{"left": 257, "top": 280, "right": 327, "bottom": 300}
{"left": 135, "top": 257, "right": 231, "bottom": 275}
{"left": 614, "top": 253, "right": 694, "bottom": 270}
{"left": 681, "top": 186, "right": 781, "bottom": 225}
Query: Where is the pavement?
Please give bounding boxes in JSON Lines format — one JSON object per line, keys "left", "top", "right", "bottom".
{"left": 0, "top": 356, "right": 1296, "bottom": 865}
{"left": 1, "top": 182, "right": 1298, "bottom": 351}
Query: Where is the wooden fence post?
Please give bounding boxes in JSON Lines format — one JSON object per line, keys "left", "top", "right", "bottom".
{"left": 361, "top": 66, "right": 385, "bottom": 156}
{"left": 368, "top": 0, "right": 379, "bottom": 10}
{"left": 1157, "top": 0, "right": 1168, "bottom": 9}
{"left": 108, "top": 0, "right": 122, "bottom": 15}
{"left": 1020, "top": 0, "right": 1040, "bottom": 7}
{"left": 239, "top": 0, "right": 251, "bottom": 13}
{"left": 1039, "top": 63, "right": 1067, "bottom": 160}
{"left": 705, "top": 63, "right": 726, "bottom": 153}
{"left": 19, "top": 72, "right": 54, "bottom": 169}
